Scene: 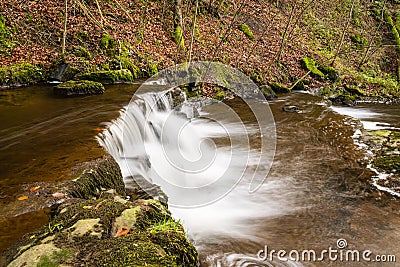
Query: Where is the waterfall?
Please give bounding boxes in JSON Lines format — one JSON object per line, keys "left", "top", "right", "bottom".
{"left": 97, "top": 85, "right": 247, "bottom": 207}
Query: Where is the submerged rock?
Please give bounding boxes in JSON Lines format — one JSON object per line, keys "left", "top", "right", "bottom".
{"left": 53, "top": 80, "right": 105, "bottom": 96}
{"left": 282, "top": 105, "right": 299, "bottom": 112}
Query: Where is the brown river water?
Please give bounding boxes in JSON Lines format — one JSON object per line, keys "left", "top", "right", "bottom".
{"left": 0, "top": 84, "right": 399, "bottom": 266}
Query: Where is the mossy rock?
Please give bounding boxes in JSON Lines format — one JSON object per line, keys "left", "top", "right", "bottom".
{"left": 64, "top": 154, "right": 126, "bottom": 199}
{"left": 76, "top": 69, "right": 134, "bottom": 84}
{"left": 301, "top": 57, "right": 339, "bottom": 82}
{"left": 373, "top": 155, "right": 400, "bottom": 174}
{"left": 100, "top": 33, "right": 117, "bottom": 56}
{"left": 268, "top": 81, "right": 290, "bottom": 93}
{"left": 4, "top": 197, "right": 198, "bottom": 267}
{"left": 53, "top": 80, "right": 104, "bottom": 97}
{"left": 318, "top": 65, "right": 340, "bottom": 82}
{"left": 0, "top": 63, "right": 46, "bottom": 87}
{"left": 344, "top": 84, "right": 366, "bottom": 96}
{"left": 259, "top": 84, "right": 277, "bottom": 99}
{"left": 49, "top": 64, "right": 80, "bottom": 82}
{"left": 112, "top": 57, "right": 143, "bottom": 79}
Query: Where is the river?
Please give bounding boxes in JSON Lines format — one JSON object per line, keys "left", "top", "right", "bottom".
{"left": 0, "top": 83, "right": 399, "bottom": 266}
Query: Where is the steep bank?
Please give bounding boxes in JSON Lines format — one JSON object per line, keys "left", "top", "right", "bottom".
{"left": 0, "top": 0, "right": 399, "bottom": 99}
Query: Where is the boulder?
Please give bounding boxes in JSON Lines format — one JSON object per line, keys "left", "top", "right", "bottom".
{"left": 54, "top": 80, "right": 104, "bottom": 96}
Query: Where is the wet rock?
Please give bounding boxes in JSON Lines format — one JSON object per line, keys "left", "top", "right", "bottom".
{"left": 49, "top": 64, "right": 79, "bottom": 82}
{"left": 53, "top": 80, "right": 105, "bottom": 97}
{"left": 259, "top": 84, "right": 278, "bottom": 100}
{"left": 282, "top": 105, "right": 299, "bottom": 112}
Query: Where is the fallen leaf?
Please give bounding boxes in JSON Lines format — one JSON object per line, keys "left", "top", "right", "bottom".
{"left": 115, "top": 228, "right": 130, "bottom": 237}
{"left": 30, "top": 186, "right": 41, "bottom": 192}
{"left": 17, "top": 195, "right": 28, "bottom": 201}
{"left": 83, "top": 205, "right": 93, "bottom": 209}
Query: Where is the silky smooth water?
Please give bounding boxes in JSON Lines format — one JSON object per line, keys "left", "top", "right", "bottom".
{"left": 99, "top": 87, "right": 400, "bottom": 266}
{"left": 1, "top": 84, "right": 399, "bottom": 266}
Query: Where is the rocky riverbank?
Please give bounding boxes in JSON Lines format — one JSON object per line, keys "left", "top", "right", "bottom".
{"left": 1, "top": 154, "right": 198, "bottom": 266}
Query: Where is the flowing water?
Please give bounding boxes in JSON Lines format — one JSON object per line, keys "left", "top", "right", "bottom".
{"left": 99, "top": 85, "right": 400, "bottom": 266}
{"left": 1, "top": 83, "right": 399, "bottom": 266}
{"left": 0, "top": 84, "right": 140, "bottom": 254}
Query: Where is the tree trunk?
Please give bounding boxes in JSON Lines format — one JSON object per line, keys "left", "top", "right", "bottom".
{"left": 174, "top": 0, "right": 183, "bottom": 29}
{"left": 62, "top": 0, "right": 68, "bottom": 54}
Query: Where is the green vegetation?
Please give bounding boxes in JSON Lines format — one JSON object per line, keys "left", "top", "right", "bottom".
{"left": 76, "top": 69, "right": 134, "bottom": 84}
{"left": 350, "top": 33, "right": 368, "bottom": 46}
{"left": 373, "top": 155, "right": 400, "bottom": 174}
{"left": 73, "top": 46, "right": 92, "bottom": 60}
{"left": 213, "top": 91, "right": 225, "bottom": 100}
{"left": 238, "top": 24, "right": 254, "bottom": 41}
{"left": 149, "top": 216, "right": 183, "bottom": 234}
{"left": 0, "top": 63, "right": 45, "bottom": 86}
{"left": 54, "top": 80, "right": 105, "bottom": 96}
{"left": 100, "top": 33, "right": 117, "bottom": 56}
{"left": 268, "top": 81, "right": 290, "bottom": 93}
{"left": 173, "top": 26, "right": 185, "bottom": 49}
{"left": 301, "top": 57, "right": 325, "bottom": 78}
{"left": 113, "top": 56, "right": 142, "bottom": 79}
{"left": 37, "top": 249, "right": 72, "bottom": 267}
{"left": 147, "top": 62, "right": 159, "bottom": 76}
{"left": 0, "top": 14, "right": 16, "bottom": 56}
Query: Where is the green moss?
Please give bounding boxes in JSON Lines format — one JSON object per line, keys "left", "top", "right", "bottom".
{"left": 37, "top": 249, "right": 72, "bottom": 267}
{"left": 0, "top": 63, "right": 46, "bottom": 87}
{"left": 344, "top": 84, "right": 366, "bottom": 96}
{"left": 268, "top": 81, "right": 291, "bottom": 93}
{"left": 350, "top": 34, "right": 368, "bottom": 46}
{"left": 301, "top": 57, "right": 325, "bottom": 78}
{"left": 113, "top": 56, "right": 142, "bottom": 79}
{"left": 213, "top": 91, "right": 225, "bottom": 100}
{"left": 76, "top": 69, "right": 133, "bottom": 84}
{"left": 73, "top": 46, "right": 92, "bottom": 60}
{"left": 373, "top": 155, "right": 400, "bottom": 174}
{"left": 147, "top": 63, "right": 158, "bottom": 76}
{"left": 238, "top": 24, "right": 254, "bottom": 41}
{"left": 54, "top": 80, "right": 104, "bottom": 96}
{"left": 0, "top": 14, "right": 16, "bottom": 56}
{"left": 318, "top": 65, "right": 340, "bottom": 82}
{"left": 173, "top": 26, "right": 185, "bottom": 49}
{"left": 100, "top": 33, "right": 117, "bottom": 56}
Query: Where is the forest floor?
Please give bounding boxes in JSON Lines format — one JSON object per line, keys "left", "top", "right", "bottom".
{"left": 0, "top": 0, "right": 399, "bottom": 100}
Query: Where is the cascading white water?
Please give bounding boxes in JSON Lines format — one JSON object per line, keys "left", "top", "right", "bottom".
{"left": 97, "top": 83, "right": 303, "bottom": 266}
